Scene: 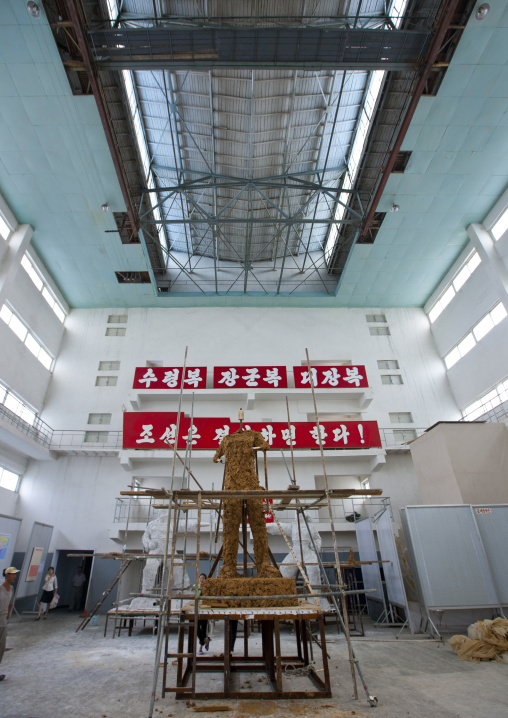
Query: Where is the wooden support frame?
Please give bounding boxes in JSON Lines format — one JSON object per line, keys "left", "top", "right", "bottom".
{"left": 167, "top": 603, "right": 331, "bottom": 700}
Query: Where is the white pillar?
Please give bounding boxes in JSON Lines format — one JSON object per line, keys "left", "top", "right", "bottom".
{"left": 0, "top": 223, "right": 33, "bottom": 305}
{"left": 466, "top": 222, "right": 508, "bottom": 315}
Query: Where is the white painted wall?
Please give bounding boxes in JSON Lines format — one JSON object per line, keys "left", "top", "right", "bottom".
{"left": 427, "top": 235, "right": 508, "bottom": 411}
{"left": 410, "top": 422, "right": 508, "bottom": 505}
{"left": 5, "top": 305, "right": 458, "bottom": 555}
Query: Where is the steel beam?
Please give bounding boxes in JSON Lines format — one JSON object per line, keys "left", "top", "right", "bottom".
{"left": 88, "top": 27, "right": 431, "bottom": 72}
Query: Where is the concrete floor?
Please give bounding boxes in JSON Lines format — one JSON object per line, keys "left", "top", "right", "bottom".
{"left": 1, "top": 610, "right": 507, "bottom": 718}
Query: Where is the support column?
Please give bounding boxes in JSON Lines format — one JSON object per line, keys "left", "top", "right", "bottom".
{"left": 467, "top": 222, "right": 508, "bottom": 315}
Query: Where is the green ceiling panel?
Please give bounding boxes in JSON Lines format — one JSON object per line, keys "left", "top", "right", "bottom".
{"left": 1, "top": 4, "right": 508, "bottom": 308}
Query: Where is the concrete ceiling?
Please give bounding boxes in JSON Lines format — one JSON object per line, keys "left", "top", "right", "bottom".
{"left": 1, "top": 0, "right": 508, "bottom": 309}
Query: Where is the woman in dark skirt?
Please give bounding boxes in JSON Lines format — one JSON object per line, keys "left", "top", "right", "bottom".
{"left": 35, "top": 567, "right": 58, "bottom": 620}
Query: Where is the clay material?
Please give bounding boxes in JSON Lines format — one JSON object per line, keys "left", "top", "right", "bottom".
{"left": 213, "top": 429, "right": 280, "bottom": 580}
{"left": 201, "top": 577, "right": 297, "bottom": 608}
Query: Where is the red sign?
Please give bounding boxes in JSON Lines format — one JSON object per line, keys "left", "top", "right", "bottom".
{"left": 213, "top": 366, "right": 288, "bottom": 389}
{"left": 263, "top": 498, "right": 274, "bottom": 523}
{"left": 123, "top": 413, "right": 381, "bottom": 450}
{"left": 293, "top": 365, "right": 368, "bottom": 388}
{"left": 133, "top": 367, "right": 207, "bottom": 389}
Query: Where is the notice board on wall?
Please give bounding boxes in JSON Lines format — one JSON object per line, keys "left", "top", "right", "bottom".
{"left": 16, "top": 522, "right": 53, "bottom": 600}
{"left": 0, "top": 514, "right": 22, "bottom": 576}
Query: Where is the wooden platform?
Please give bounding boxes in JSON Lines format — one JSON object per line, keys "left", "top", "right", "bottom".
{"left": 165, "top": 601, "right": 331, "bottom": 700}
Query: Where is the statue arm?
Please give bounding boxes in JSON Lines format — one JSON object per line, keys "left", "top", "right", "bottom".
{"left": 253, "top": 431, "right": 270, "bottom": 452}
{"left": 213, "top": 438, "right": 226, "bottom": 463}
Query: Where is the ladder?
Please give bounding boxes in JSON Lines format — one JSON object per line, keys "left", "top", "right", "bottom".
{"left": 76, "top": 559, "right": 130, "bottom": 632}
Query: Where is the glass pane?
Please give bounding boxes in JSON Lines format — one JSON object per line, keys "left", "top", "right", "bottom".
{"left": 0, "top": 304, "right": 12, "bottom": 324}
{"left": 42, "top": 287, "right": 54, "bottom": 307}
{"left": 473, "top": 314, "right": 494, "bottom": 342}
{"left": 38, "top": 348, "right": 52, "bottom": 370}
{"left": 428, "top": 303, "right": 442, "bottom": 323}
{"left": 453, "top": 265, "right": 470, "bottom": 292}
{"left": 467, "top": 252, "right": 481, "bottom": 273}
{"left": 4, "top": 394, "right": 22, "bottom": 416}
{"left": 458, "top": 333, "right": 475, "bottom": 357}
{"left": 21, "top": 406, "right": 36, "bottom": 424}
{"left": 54, "top": 305, "right": 65, "bottom": 323}
{"left": 25, "top": 333, "right": 40, "bottom": 357}
{"left": 445, "top": 347, "right": 460, "bottom": 369}
{"left": 0, "top": 469, "right": 19, "bottom": 491}
{"left": 491, "top": 207, "right": 508, "bottom": 240}
{"left": 9, "top": 314, "right": 27, "bottom": 342}
{"left": 0, "top": 214, "right": 10, "bottom": 240}
{"left": 440, "top": 285, "right": 455, "bottom": 309}
{"left": 490, "top": 302, "right": 507, "bottom": 325}
{"left": 29, "top": 267, "right": 43, "bottom": 291}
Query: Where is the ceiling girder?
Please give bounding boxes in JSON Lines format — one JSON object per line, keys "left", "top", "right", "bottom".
{"left": 88, "top": 27, "right": 432, "bottom": 72}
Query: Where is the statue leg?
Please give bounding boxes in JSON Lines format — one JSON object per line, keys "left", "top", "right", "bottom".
{"left": 142, "top": 558, "right": 160, "bottom": 593}
{"left": 246, "top": 497, "right": 280, "bottom": 578}
{"left": 279, "top": 552, "right": 298, "bottom": 579}
{"left": 220, "top": 498, "right": 242, "bottom": 578}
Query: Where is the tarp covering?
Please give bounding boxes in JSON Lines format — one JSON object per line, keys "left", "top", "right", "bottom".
{"left": 449, "top": 618, "right": 508, "bottom": 663}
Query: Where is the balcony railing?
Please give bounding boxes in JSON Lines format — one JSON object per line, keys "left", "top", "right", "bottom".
{"left": 50, "top": 430, "right": 123, "bottom": 450}
{"left": 50, "top": 428, "right": 425, "bottom": 452}
{"left": 0, "top": 402, "right": 53, "bottom": 448}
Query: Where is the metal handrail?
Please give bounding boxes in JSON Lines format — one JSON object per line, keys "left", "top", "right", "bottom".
{"left": 0, "top": 403, "right": 53, "bottom": 448}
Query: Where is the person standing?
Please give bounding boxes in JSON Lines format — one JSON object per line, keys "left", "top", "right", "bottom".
{"left": 0, "top": 567, "right": 20, "bottom": 681}
{"left": 69, "top": 567, "right": 86, "bottom": 611}
{"left": 195, "top": 573, "right": 211, "bottom": 655}
{"left": 35, "top": 567, "right": 57, "bottom": 620}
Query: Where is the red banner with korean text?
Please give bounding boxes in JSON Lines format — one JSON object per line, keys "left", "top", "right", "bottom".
{"left": 213, "top": 366, "right": 288, "bottom": 389}
{"left": 133, "top": 367, "right": 207, "bottom": 389}
{"left": 122, "top": 413, "right": 381, "bottom": 450}
{"left": 293, "top": 365, "right": 368, "bottom": 388}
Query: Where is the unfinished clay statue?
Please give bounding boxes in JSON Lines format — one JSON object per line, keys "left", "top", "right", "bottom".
{"left": 213, "top": 429, "right": 280, "bottom": 579}
{"left": 267, "top": 519, "right": 329, "bottom": 610}
{"left": 126, "top": 509, "right": 194, "bottom": 611}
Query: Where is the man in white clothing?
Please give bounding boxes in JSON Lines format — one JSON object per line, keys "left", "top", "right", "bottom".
{"left": 0, "top": 567, "right": 19, "bottom": 681}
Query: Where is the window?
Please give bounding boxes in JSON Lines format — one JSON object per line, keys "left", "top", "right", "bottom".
{"left": 84, "top": 431, "right": 109, "bottom": 443}
{"left": 377, "top": 360, "right": 399, "bottom": 370}
{"left": 366, "top": 314, "right": 387, "bottom": 323}
{"left": 98, "top": 361, "right": 121, "bottom": 371}
{"left": 20, "top": 254, "right": 66, "bottom": 323}
{"left": 369, "top": 326, "right": 390, "bottom": 336}
{"left": 0, "top": 382, "right": 36, "bottom": 425}
{"left": 0, "top": 304, "right": 54, "bottom": 370}
{"left": 389, "top": 412, "right": 413, "bottom": 423}
{"left": 393, "top": 429, "right": 417, "bottom": 442}
{"left": 491, "top": 207, "right": 508, "bottom": 241}
{"left": 0, "top": 213, "right": 11, "bottom": 240}
{"left": 95, "top": 376, "right": 118, "bottom": 387}
{"left": 462, "top": 377, "right": 508, "bottom": 421}
{"left": 106, "top": 327, "right": 126, "bottom": 336}
{"left": 445, "top": 302, "right": 508, "bottom": 369}
{"left": 88, "top": 413, "right": 112, "bottom": 425}
{"left": 0, "top": 466, "right": 19, "bottom": 492}
{"left": 107, "top": 315, "right": 127, "bottom": 324}
{"left": 428, "top": 251, "right": 481, "bottom": 323}
{"left": 381, "top": 374, "right": 403, "bottom": 385}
